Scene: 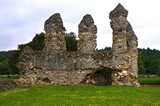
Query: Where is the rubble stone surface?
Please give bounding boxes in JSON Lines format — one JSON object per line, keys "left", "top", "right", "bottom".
{"left": 44, "top": 13, "right": 66, "bottom": 52}
{"left": 17, "top": 4, "right": 139, "bottom": 87}
{"left": 78, "top": 14, "right": 97, "bottom": 54}
{"left": 110, "top": 3, "right": 139, "bottom": 86}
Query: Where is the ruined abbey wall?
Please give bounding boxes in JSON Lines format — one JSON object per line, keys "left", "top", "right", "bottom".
{"left": 17, "top": 4, "right": 139, "bottom": 87}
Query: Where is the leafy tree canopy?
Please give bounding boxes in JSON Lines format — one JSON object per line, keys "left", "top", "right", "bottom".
{"left": 65, "top": 32, "right": 78, "bottom": 51}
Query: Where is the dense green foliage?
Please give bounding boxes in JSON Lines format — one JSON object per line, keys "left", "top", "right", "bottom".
{"left": 0, "top": 51, "right": 14, "bottom": 62}
{"left": 0, "top": 86, "right": 160, "bottom": 105}
{"left": 0, "top": 60, "right": 10, "bottom": 75}
{"left": 65, "top": 32, "right": 78, "bottom": 51}
{"left": 138, "top": 48, "right": 160, "bottom": 74}
{"left": 0, "top": 51, "right": 16, "bottom": 75}
{"left": 18, "top": 32, "right": 45, "bottom": 51}
{"left": 8, "top": 51, "right": 20, "bottom": 75}
{"left": 96, "top": 46, "right": 111, "bottom": 52}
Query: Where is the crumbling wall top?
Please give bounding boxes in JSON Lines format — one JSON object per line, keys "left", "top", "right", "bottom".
{"left": 109, "top": 3, "right": 128, "bottom": 19}
{"left": 44, "top": 13, "right": 65, "bottom": 32}
{"left": 44, "top": 13, "right": 66, "bottom": 52}
{"left": 79, "top": 14, "right": 95, "bottom": 30}
{"left": 78, "top": 14, "right": 97, "bottom": 53}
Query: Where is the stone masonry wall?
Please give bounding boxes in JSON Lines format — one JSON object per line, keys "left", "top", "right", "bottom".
{"left": 110, "top": 3, "right": 139, "bottom": 86}
{"left": 44, "top": 13, "right": 66, "bottom": 52}
{"left": 17, "top": 3, "right": 139, "bottom": 87}
{"left": 78, "top": 14, "right": 97, "bottom": 54}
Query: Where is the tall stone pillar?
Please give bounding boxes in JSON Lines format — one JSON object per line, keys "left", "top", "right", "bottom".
{"left": 44, "top": 13, "right": 66, "bottom": 52}
{"left": 109, "top": 3, "right": 139, "bottom": 86}
{"left": 78, "top": 14, "right": 97, "bottom": 54}
{"left": 110, "top": 3, "right": 129, "bottom": 70}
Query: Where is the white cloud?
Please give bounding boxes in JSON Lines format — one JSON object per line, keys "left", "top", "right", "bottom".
{"left": 136, "top": 25, "right": 160, "bottom": 49}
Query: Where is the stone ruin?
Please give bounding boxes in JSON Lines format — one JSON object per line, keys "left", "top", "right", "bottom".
{"left": 17, "top": 3, "right": 139, "bottom": 87}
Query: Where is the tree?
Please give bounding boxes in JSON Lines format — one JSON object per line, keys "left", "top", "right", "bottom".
{"left": 18, "top": 32, "right": 45, "bottom": 51}
{"left": 0, "top": 60, "right": 10, "bottom": 74}
{"left": 138, "top": 52, "right": 146, "bottom": 74}
{"left": 28, "top": 32, "right": 45, "bottom": 50}
{"left": 0, "top": 51, "right": 16, "bottom": 75}
{"left": 8, "top": 50, "right": 20, "bottom": 75}
{"left": 138, "top": 48, "right": 160, "bottom": 74}
{"left": 96, "top": 47, "right": 112, "bottom": 53}
{"left": 8, "top": 32, "right": 45, "bottom": 75}
{"left": 65, "top": 32, "right": 78, "bottom": 51}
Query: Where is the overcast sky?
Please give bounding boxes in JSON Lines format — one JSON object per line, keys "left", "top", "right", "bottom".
{"left": 0, "top": 0, "right": 160, "bottom": 51}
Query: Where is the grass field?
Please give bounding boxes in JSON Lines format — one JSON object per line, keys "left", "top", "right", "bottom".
{"left": 0, "top": 75, "right": 19, "bottom": 79}
{"left": 0, "top": 85, "right": 160, "bottom": 106}
{"left": 138, "top": 76, "right": 160, "bottom": 85}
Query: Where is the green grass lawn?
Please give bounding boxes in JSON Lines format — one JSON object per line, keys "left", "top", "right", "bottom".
{"left": 0, "top": 86, "right": 160, "bottom": 106}
{"left": 0, "top": 75, "right": 19, "bottom": 79}
{"left": 138, "top": 76, "right": 160, "bottom": 85}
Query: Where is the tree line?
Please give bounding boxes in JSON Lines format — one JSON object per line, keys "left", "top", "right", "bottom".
{"left": 0, "top": 32, "right": 160, "bottom": 75}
